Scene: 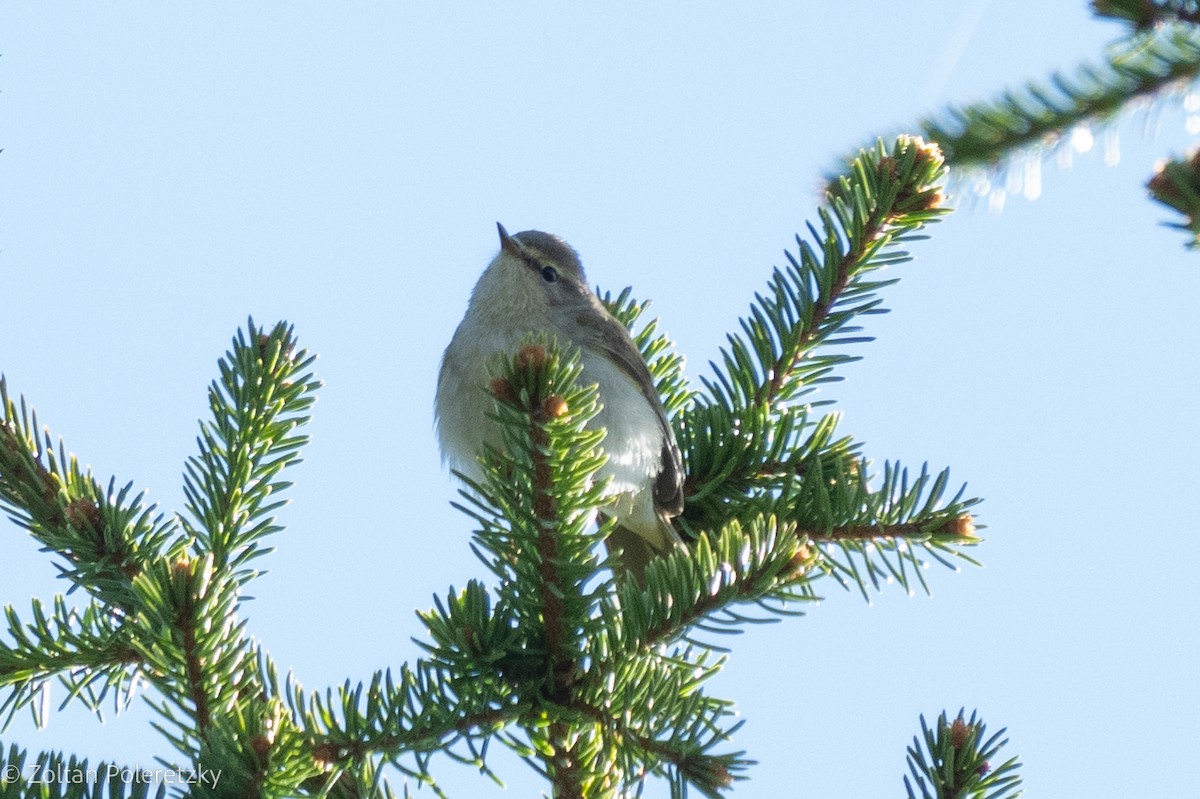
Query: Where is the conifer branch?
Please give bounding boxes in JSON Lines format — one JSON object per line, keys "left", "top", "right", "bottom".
{"left": 753, "top": 158, "right": 921, "bottom": 407}
{"left": 475, "top": 344, "right": 602, "bottom": 798}
{"left": 603, "top": 517, "right": 814, "bottom": 654}
{"left": 299, "top": 655, "right": 533, "bottom": 797}
{"left": 181, "top": 320, "right": 320, "bottom": 583}
{"left": 303, "top": 345, "right": 613, "bottom": 795}
{"left": 806, "top": 516, "right": 975, "bottom": 543}
{"left": 0, "top": 134, "right": 1005, "bottom": 796}
{"left": 683, "top": 137, "right": 948, "bottom": 518}
{"left": 529, "top": 405, "right": 585, "bottom": 799}
{"left": 903, "top": 710, "right": 1022, "bottom": 799}
{"left": 1093, "top": 0, "right": 1200, "bottom": 30}
{"left": 527, "top": 383, "right": 572, "bottom": 701}
{"left": 178, "top": 587, "right": 211, "bottom": 734}
{"left": 132, "top": 554, "right": 252, "bottom": 756}
{"left": 0, "top": 598, "right": 139, "bottom": 730}
{"left": 743, "top": 136, "right": 947, "bottom": 409}
{"left": 921, "top": 23, "right": 1200, "bottom": 169}
{"left": 1, "top": 381, "right": 176, "bottom": 611}
{"left": 1148, "top": 147, "right": 1200, "bottom": 245}
{"left": 531, "top": 402, "right": 587, "bottom": 798}
{"left": 664, "top": 138, "right": 977, "bottom": 606}
{"left": 566, "top": 696, "right": 744, "bottom": 798}
{"left": 3, "top": 321, "right": 330, "bottom": 796}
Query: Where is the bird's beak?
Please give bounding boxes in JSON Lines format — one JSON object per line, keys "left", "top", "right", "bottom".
{"left": 497, "top": 222, "right": 522, "bottom": 257}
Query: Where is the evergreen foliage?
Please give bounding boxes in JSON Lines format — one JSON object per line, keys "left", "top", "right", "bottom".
{"left": 9, "top": 5, "right": 1198, "bottom": 796}
{"left": 1, "top": 137, "right": 1014, "bottom": 797}
{"left": 1092, "top": 0, "right": 1200, "bottom": 30}
{"left": 1147, "top": 148, "right": 1200, "bottom": 245}
{"left": 909, "top": 2, "right": 1200, "bottom": 246}
{"left": 920, "top": 20, "right": 1200, "bottom": 169}
{"left": 903, "top": 711, "right": 1022, "bottom": 799}
{"left": 24, "top": 2, "right": 1200, "bottom": 787}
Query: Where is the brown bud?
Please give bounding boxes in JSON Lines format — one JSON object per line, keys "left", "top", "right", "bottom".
{"left": 65, "top": 499, "right": 102, "bottom": 531}
{"left": 877, "top": 155, "right": 899, "bottom": 183}
{"left": 256, "top": 334, "right": 272, "bottom": 361}
{"left": 786, "top": 544, "right": 814, "bottom": 576}
{"left": 542, "top": 395, "right": 568, "bottom": 418}
{"left": 1148, "top": 164, "right": 1186, "bottom": 208}
{"left": 945, "top": 514, "right": 977, "bottom": 540}
{"left": 249, "top": 734, "right": 272, "bottom": 758}
{"left": 949, "top": 716, "right": 970, "bottom": 749}
{"left": 311, "top": 742, "right": 341, "bottom": 765}
{"left": 516, "top": 344, "right": 549, "bottom": 370}
{"left": 907, "top": 189, "right": 947, "bottom": 212}
{"left": 909, "top": 136, "right": 944, "bottom": 168}
{"left": 490, "top": 377, "right": 518, "bottom": 405}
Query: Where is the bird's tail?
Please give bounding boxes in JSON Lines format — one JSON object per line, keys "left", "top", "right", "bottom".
{"left": 602, "top": 516, "right": 682, "bottom": 584}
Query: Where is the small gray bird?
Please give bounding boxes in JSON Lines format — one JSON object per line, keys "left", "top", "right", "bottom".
{"left": 436, "top": 224, "right": 684, "bottom": 578}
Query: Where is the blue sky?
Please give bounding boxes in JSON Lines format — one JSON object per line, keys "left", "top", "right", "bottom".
{"left": 3, "top": 2, "right": 1199, "bottom": 797}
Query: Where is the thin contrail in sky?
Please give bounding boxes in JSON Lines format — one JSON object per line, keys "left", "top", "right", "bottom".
{"left": 923, "top": 0, "right": 992, "bottom": 107}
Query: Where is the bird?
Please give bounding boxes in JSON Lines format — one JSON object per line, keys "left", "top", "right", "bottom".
{"left": 435, "top": 224, "right": 684, "bottom": 579}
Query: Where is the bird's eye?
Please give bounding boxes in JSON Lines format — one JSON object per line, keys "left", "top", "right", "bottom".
{"left": 540, "top": 265, "right": 559, "bottom": 283}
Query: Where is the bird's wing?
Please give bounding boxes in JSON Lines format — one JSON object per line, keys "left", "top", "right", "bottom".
{"left": 578, "top": 303, "right": 685, "bottom": 519}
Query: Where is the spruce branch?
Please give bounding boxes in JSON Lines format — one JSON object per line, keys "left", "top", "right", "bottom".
{"left": 792, "top": 457, "right": 980, "bottom": 601}
{"left": 524, "top": 350, "right": 578, "bottom": 703}
{"left": 2, "top": 320, "right": 336, "bottom": 798}
{"left": 595, "top": 516, "right": 816, "bottom": 658}
{"left": 0, "top": 597, "right": 139, "bottom": 731}
{"left": 418, "top": 340, "right": 769, "bottom": 796}
{"left": 921, "top": 23, "right": 1200, "bottom": 170}
{"left": 0, "top": 380, "right": 177, "bottom": 611}
{"left": 903, "top": 710, "right": 1023, "bottom": 799}
{"left": 1093, "top": 0, "right": 1200, "bottom": 30}
{"left": 568, "top": 652, "right": 747, "bottom": 799}
{"left": 261, "top": 136, "right": 980, "bottom": 796}
{"left": 1147, "top": 146, "right": 1200, "bottom": 245}
{"left": 131, "top": 555, "right": 243, "bottom": 744}
{"left": 303, "top": 345, "right": 614, "bottom": 795}
{"left": 698, "top": 137, "right": 948, "bottom": 415}
{"left": 181, "top": 319, "right": 320, "bottom": 583}
{"left": 128, "top": 560, "right": 322, "bottom": 795}
{"left": 662, "top": 137, "right": 977, "bottom": 602}
{"left": 300, "top": 658, "right": 529, "bottom": 796}
{"left": 1, "top": 132, "right": 1006, "bottom": 794}
{"left": 683, "top": 137, "right": 948, "bottom": 516}
{"left": 464, "top": 342, "right": 609, "bottom": 798}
